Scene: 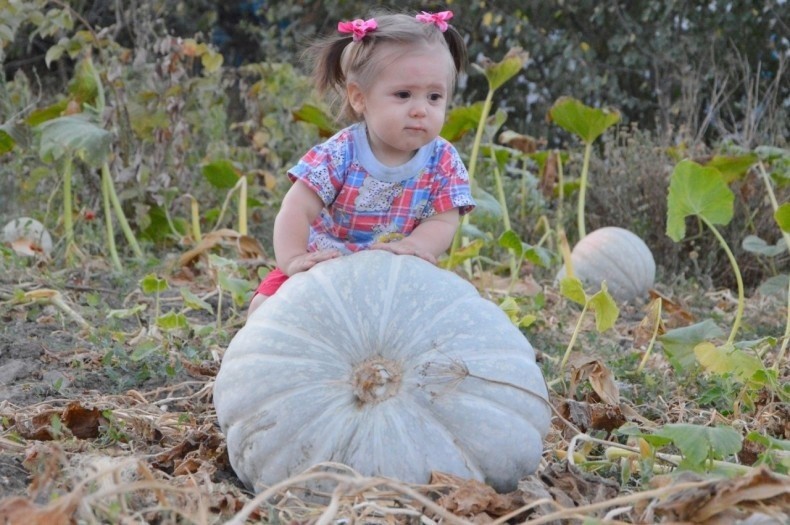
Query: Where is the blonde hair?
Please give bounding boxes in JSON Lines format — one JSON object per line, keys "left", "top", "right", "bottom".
{"left": 306, "top": 10, "right": 467, "bottom": 122}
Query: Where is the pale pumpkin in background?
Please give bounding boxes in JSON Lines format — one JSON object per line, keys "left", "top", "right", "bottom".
{"left": 556, "top": 226, "right": 656, "bottom": 302}
{"left": 213, "top": 250, "right": 551, "bottom": 493}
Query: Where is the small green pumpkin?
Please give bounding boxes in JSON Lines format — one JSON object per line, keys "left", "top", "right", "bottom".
{"left": 214, "top": 250, "right": 550, "bottom": 493}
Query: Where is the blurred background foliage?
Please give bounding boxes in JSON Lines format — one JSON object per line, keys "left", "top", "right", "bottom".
{"left": 1, "top": 0, "right": 788, "bottom": 289}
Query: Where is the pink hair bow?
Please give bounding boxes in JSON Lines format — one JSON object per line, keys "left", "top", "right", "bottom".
{"left": 337, "top": 18, "right": 378, "bottom": 41}
{"left": 416, "top": 10, "right": 453, "bottom": 32}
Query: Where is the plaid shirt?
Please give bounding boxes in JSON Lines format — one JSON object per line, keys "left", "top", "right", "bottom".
{"left": 290, "top": 123, "right": 475, "bottom": 254}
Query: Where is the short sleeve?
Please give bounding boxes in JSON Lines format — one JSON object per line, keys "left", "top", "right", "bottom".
{"left": 429, "top": 141, "right": 476, "bottom": 216}
{"left": 287, "top": 129, "right": 354, "bottom": 206}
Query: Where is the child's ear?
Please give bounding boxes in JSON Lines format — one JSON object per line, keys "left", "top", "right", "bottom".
{"left": 347, "top": 82, "right": 365, "bottom": 115}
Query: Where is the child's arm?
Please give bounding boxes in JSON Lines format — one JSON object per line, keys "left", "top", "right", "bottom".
{"left": 370, "top": 208, "right": 460, "bottom": 264}
{"left": 274, "top": 180, "right": 341, "bottom": 276}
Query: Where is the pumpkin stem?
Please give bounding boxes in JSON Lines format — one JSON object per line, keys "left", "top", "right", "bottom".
{"left": 352, "top": 358, "right": 402, "bottom": 405}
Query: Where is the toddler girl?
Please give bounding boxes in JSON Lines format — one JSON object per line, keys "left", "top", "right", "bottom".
{"left": 249, "top": 10, "right": 475, "bottom": 316}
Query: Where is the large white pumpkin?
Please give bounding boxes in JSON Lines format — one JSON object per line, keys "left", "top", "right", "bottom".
{"left": 214, "top": 250, "right": 550, "bottom": 493}
{"left": 556, "top": 227, "right": 656, "bottom": 302}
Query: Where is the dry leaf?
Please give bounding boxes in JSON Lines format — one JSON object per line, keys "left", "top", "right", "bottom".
{"left": 567, "top": 354, "right": 620, "bottom": 405}
{"left": 558, "top": 399, "right": 626, "bottom": 433}
{"left": 633, "top": 296, "right": 665, "bottom": 348}
{"left": 0, "top": 494, "right": 79, "bottom": 525}
{"left": 651, "top": 467, "right": 790, "bottom": 522}
{"left": 178, "top": 228, "right": 266, "bottom": 267}
{"left": 431, "top": 472, "right": 521, "bottom": 518}
{"left": 648, "top": 289, "right": 695, "bottom": 327}
{"left": 539, "top": 150, "right": 559, "bottom": 199}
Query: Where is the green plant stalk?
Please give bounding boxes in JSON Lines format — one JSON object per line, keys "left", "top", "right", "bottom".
{"left": 702, "top": 218, "right": 744, "bottom": 345}
{"left": 489, "top": 149, "right": 518, "bottom": 281}
{"left": 637, "top": 299, "right": 662, "bottom": 373}
{"left": 190, "top": 195, "right": 202, "bottom": 242}
{"left": 757, "top": 161, "right": 790, "bottom": 369}
{"left": 577, "top": 142, "right": 592, "bottom": 239}
{"left": 62, "top": 155, "right": 75, "bottom": 263}
{"left": 560, "top": 301, "right": 589, "bottom": 370}
{"left": 238, "top": 176, "right": 248, "bottom": 236}
{"left": 101, "top": 166, "right": 122, "bottom": 271}
{"left": 449, "top": 88, "right": 495, "bottom": 267}
{"left": 603, "top": 442, "right": 752, "bottom": 476}
{"left": 216, "top": 284, "right": 223, "bottom": 331}
{"left": 103, "top": 163, "right": 143, "bottom": 258}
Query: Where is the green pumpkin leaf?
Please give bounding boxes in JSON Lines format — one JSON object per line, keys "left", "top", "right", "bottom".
{"left": 0, "top": 129, "right": 14, "bottom": 154}
{"left": 441, "top": 102, "right": 485, "bottom": 142}
{"left": 26, "top": 99, "right": 69, "bottom": 126}
{"left": 130, "top": 341, "right": 159, "bottom": 362}
{"left": 443, "top": 238, "right": 484, "bottom": 269}
{"left": 694, "top": 341, "right": 765, "bottom": 382}
{"left": 140, "top": 273, "right": 169, "bottom": 295}
{"left": 180, "top": 288, "right": 214, "bottom": 314}
{"left": 704, "top": 153, "right": 758, "bottom": 183}
{"left": 560, "top": 276, "right": 587, "bottom": 306}
{"left": 615, "top": 424, "right": 674, "bottom": 447}
{"left": 666, "top": 160, "right": 734, "bottom": 242}
{"left": 746, "top": 431, "right": 790, "bottom": 451}
{"left": 742, "top": 235, "right": 787, "bottom": 257}
{"left": 498, "top": 229, "right": 523, "bottom": 257}
{"left": 474, "top": 47, "right": 529, "bottom": 92}
{"left": 548, "top": 96, "right": 620, "bottom": 144}
{"left": 292, "top": 104, "right": 338, "bottom": 138}
{"left": 659, "top": 319, "right": 725, "bottom": 371}
{"left": 36, "top": 114, "right": 111, "bottom": 166}
{"left": 202, "top": 159, "right": 239, "bottom": 189}
{"left": 654, "top": 423, "right": 742, "bottom": 470}
{"left": 776, "top": 202, "right": 790, "bottom": 233}
{"left": 523, "top": 245, "right": 554, "bottom": 268}
{"left": 589, "top": 282, "right": 619, "bottom": 332}
{"left": 758, "top": 274, "right": 789, "bottom": 296}
{"left": 156, "top": 311, "right": 189, "bottom": 331}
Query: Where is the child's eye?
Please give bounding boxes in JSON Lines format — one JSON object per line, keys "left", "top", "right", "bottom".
{"left": 394, "top": 91, "right": 410, "bottom": 99}
{"left": 429, "top": 93, "right": 443, "bottom": 102}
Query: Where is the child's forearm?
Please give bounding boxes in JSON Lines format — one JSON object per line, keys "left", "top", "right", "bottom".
{"left": 404, "top": 211, "right": 459, "bottom": 256}
{"left": 272, "top": 181, "right": 325, "bottom": 274}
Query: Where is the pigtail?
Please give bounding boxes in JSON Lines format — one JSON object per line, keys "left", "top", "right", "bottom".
{"left": 443, "top": 26, "right": 468, "bottom": 75}
{"left": 309, "top": 36, "right": 352, "bottom": 96}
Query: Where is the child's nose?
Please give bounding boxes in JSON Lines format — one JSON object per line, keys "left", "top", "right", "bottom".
{"left": 410, "top": 103, "right": 427, "bottom": 117}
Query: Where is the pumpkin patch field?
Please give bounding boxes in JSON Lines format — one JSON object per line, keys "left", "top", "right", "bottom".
{"left": 1, "top": 1, "right": 789, "bottom": 523}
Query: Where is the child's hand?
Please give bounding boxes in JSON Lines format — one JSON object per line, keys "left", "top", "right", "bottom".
{"left": 370, "top": 240, "right": 437, "bottom": 265}
{"left": 282, "top": 250, "right": 342, "bottom": 276}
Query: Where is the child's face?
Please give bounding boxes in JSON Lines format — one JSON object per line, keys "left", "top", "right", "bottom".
{"left": 349, "top": 42, "right": 453, "bottom": 166}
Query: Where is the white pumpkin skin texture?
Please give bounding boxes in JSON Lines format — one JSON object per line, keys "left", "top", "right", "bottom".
{"left": 556, "top": 227, "right": 656, "bottom": 302}
{"left": 214, "top": 250, "right": 550, "bottom": 493}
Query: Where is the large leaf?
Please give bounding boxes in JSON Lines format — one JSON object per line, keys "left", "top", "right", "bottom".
{"left": 666, "top": 160, "right": 734, "bottom": 242}
{"left": 776, "top": 202, "right": 790, "bottom": 232}
{"left": 441, "top": 102, "right": 484, "bottom": 142}
{"left": 654, "top": 423, "right": 742, "bottom": 470}
{"left": 560, "top": 276, "right": 587, "bottom": 306}
{"left": 548, "top": 96, "right": 620, "bottom": 144}
{"left": 202, "top": 159, "right": 240, "bottom": 189}
{"left": 694, "top": 342, "right": 765, "bottom": 382}
{"left": 589, "top": 283, "right": 619, "bottom": 332}
{"left": 473, "top": 47, "right": 529, "bottom": 92}
{"left": 659, "top": 319, "right": 725, "bottom": 371}
{"left": 742, "top": 235, "right": 787, "bottom": 257}
{"left": 292, "top": 103, "right": 338, "bottom": 138}
{"left": 0, "top": 129, "right": 14, "bottom": 154}
{"left": 704, "top": 153, "right": 758, "bottom": 183}
{"left": 37, "top": 113, "right": 111, "bottom": 166}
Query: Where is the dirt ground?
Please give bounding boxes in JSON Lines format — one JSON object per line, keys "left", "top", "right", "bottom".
{"left": 1, "top": 255, "right": 788, "bottom": 523}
